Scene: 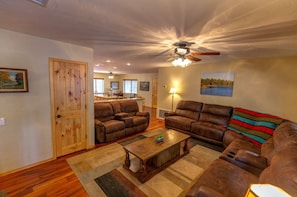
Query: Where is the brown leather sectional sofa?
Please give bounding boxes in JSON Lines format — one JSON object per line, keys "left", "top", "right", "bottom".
{"left": 94, "top": 100, "right": 150, "bottom": 143}
{"left": 165, "top": 100, "right": 297, "bottom": 196}
{"left": 186, "top": 121, "right": 297, "bottom": 197}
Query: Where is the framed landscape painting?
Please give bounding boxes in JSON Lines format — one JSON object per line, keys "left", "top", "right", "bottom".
{"left": 200, "top": 72, "right": 234, "bottom": 97}
{"left": 0, "top": 68, "right": 29, "bottom": 92}
{"left": 140, "top": 81, "right": 149, "bottom": 91}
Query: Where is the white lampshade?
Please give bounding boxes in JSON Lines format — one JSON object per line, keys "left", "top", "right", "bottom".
{"left": 171, "top": 58, "right": 192, "bottom": 67}
{"left": 245, "top": 184, "right": 291, "bottom": 197}
{"left": 169, "top": 88, "right": 176, "bottom": 94}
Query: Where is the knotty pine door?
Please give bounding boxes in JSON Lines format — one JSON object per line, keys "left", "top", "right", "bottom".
{"left": 49, "top": 58, "right": 88, "bottom": 157}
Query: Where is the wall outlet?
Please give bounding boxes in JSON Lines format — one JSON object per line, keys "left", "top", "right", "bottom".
{"left": 0, "top": 117, "right": 5, "bottom": 125}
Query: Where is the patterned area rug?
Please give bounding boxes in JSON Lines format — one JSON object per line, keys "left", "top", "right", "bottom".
{"left": 67, "top": 129, "right": 221, "bottom": 197}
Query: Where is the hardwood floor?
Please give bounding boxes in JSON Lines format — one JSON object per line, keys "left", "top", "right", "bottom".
{"left": 0, "top": 107, "right": 164, "bottom": 197}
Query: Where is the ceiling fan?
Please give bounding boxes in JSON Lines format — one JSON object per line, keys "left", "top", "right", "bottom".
{"left": 172, "top": 41, "right": 220, "bottom": 63}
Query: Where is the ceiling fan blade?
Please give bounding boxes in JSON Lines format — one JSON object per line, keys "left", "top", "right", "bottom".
{"left": 187, "top": 55, "right": 201, "bottom": 62}
{"left": 191, "top": 52, "right": 220, "bottom": 56}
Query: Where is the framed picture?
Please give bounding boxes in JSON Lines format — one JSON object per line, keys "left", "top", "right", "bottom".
{"left": 110, "top": 81, "right": 119, "bottom": 90}
{"left": 0, "top": 68, "right": 29, "bottom": 93}
{"left": 140, "top": 81, "right": 149, "bottom": 91}
{"left": 200, "top": 72, "right": 234, "bottom": 97}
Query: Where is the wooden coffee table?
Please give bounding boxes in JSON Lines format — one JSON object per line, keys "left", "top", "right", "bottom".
{"left": 123, "top": 129, "right": 190, "bottom": 183}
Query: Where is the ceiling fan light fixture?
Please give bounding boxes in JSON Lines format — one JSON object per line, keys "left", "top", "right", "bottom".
{"left": 171, "top": 57, "right": 192, "bottom": 68}
{"left": 175, "top": 47, "right": 190, "bottom": 56}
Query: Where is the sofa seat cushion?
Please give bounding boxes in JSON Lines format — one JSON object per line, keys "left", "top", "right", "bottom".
{"left": 191, "top": 121, "right": 226, "bottom": 141}
{"left": 103, "top": 120, "right": 125, "bottom": 134}
{"left": 186, "top": 159, "right": 258, "bottom": 197}
{"left": 165, "top": 116, "right": 196, "bottom": 131}
{"left": 131, "top": 116, "right": 147, "bottom": 126}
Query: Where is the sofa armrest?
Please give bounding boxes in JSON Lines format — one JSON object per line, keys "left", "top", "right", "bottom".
{"left": 94, "top": 119, "right": 105, "bottom": 143}
{"left": 187, "top": 186, "right": 225, "bottom": 197}
{"left": 136, "top": 111, "right": 149, "bottom": 117}
{"left": 234, "top": 149, "right": 267, "bottom": 169}
{"left": 164, "top": 111, "right": 176, "bottom": 117}
{"left": 95, "top": 119, "right": 103, "bottom": 126}
{"left": 115, "top": 112, "right": 129, "bottom": 120}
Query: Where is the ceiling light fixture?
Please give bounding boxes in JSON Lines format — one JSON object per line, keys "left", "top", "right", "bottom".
{"left": 171, "top": 57, "right": 192, "bottom": 68}
{"left": 108, "top": 72, "right": 114, "bottom": 79}
{"left": 171, "top": 47, "right": 192, "bottom": 68}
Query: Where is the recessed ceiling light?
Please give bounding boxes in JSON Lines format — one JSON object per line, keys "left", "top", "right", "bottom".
{"left": 106, "top": 59, "right": 111, "bottom": 63}
{"left": 27, "top": 0, "right": 48, "bottom": 7}
{"left": 127, "top": 63, "right": 131, "bottom": 66}
{"left": 113, "top": 66, "right": 117, "bottom": 69}
{"left": 95, "top": 64, "right": 101, "bottom": 67}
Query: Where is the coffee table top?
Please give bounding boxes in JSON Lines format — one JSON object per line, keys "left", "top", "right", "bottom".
{"left": 123, "top": 130, "right": 190, "bottom": 161}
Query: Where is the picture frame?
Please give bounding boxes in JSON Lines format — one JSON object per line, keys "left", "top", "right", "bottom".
{"left": 200, "top": 72, "right": 234, "bottom": 97}
{"left": 110, "top": 81, "right": 119, "bottom": 90}
{"left": 140, "top": 81, "right": 149, "bottom": 91}
{"left": 0, "top": 68, "right": 29, "bottom": 93}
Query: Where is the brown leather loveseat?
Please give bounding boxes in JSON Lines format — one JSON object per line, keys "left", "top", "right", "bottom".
{"left": 94, "top": 100, "right": 150, "bottom": 143}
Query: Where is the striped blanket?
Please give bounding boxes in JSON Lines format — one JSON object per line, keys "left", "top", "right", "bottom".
{"left": 227, "top": 108, "right": 283, "bottom": 146}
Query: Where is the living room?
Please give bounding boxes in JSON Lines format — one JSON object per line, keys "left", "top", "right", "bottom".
{"left": 1, "top": 0, "right": 297, "bottom": 196}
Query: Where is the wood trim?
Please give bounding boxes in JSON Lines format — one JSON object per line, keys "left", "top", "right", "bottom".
{"left": 0, "top": 157, "right": 55, "bottom": 176}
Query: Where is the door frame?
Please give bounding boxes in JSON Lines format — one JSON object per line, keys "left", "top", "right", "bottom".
{"left": 49, "top": 57, "right": 89, "bottom": 158}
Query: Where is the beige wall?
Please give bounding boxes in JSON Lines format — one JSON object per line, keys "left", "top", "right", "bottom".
{"left": 158, "top": 56, "right": 297, "bottom": 122}
{"left": 94, "top": 73, "right": 158, "bottom": 107}
{"left": 0, "top": 29, "right": 94, "bottom": 174}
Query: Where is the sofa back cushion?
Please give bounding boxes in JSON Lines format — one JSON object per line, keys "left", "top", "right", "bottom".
{"left": 227, "top": 108, "right": 283, "bottom": 146}
{"left": 119, "top": 100, "right": 139, "bottom": 116}
{"left": 175, "top": 100, "right": 203, "bottom": 120}
{"left": 272, "top": 121, "right": 297, "bottom": 148}
{"left": 94, "top": 102, "right": 115, "bottom": 122}
{"left": 259, "top": 142, "right": 297, "bottom": 196}
{"left": 199, "top": 104, "right": 233, "bottom": 126}
{"left": 262, "top": 121, "right": 297, "bottom": 164}
{"left": 111, "top": 101, "right": 121, "bottom": 114}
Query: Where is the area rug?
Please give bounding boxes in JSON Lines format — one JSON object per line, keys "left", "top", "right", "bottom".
{"left": 67, "top": 128, "right": 221, "bottom": 197}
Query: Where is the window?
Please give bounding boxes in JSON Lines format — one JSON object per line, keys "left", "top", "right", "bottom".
{"left": 123, "top": 79, "right": 137, "bottom": 94}
{"left": 93, "top": 78, "right": 104, "bottom": 94}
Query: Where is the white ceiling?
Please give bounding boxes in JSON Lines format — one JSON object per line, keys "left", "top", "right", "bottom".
{"left": 1, "top": 0, "right": 297, "bottom": 74}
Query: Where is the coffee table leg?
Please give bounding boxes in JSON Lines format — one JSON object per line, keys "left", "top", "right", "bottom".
{"left": 141, "top": 160, "right": 147, "bottom": 176}
{"left": 125, "top": 150, "right": 130, "bottom": 168}
{"left": 183, "top": 139, "right": 189, "bottom": 153}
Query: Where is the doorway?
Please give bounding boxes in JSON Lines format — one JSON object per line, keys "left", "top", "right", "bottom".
{"left": 49, "top": 58, "right": 88, "bottom": 157}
